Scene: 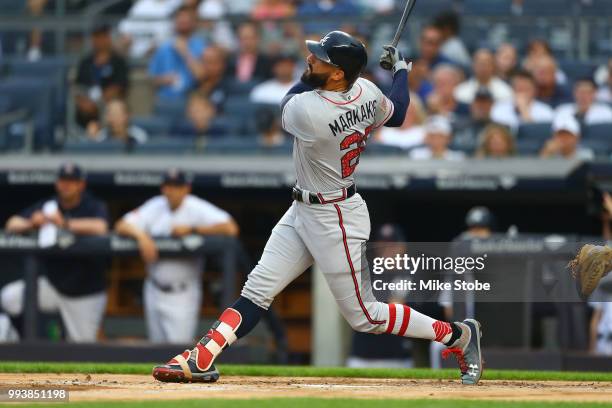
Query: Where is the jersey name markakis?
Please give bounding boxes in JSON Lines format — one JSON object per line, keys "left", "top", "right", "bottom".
{"left": 328, "top": 99, "right": 377, "bottom": 137}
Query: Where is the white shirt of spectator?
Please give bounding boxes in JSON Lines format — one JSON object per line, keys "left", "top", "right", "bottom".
{"left": 597, "top": 87, "right": 612, "bottom": 104}
{"left": 490, "top": 100, "right": 555, "bottom": 131}
{"left": 118, "top": 0, "right": 182, "bottom": 58}
{"left": 441, "top": 37, "right": 472, "bottom": 68}
{"left": 409, "top": 146, "right": 465, "bottom": 161}
{"left": 251, "top": 80, "right": 296, "bottom": 105}
{"left": 590, "top": 289, "right": 612, "bottom": 355}
{"left": 455, "top": 78, "right": 514, "bottom": 104}
{"left": 377, "top": 126, "right": 425, "bottom": 150}
{"left": 123, "top": 195, "right": 231, "bottom": 285}
{"left": 555, "top": 103, "right": 612, "bottom": 125}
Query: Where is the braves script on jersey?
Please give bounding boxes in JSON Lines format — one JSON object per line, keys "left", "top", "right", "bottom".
{"left": 282, "top": 77, "right": 394, "bottom": 192}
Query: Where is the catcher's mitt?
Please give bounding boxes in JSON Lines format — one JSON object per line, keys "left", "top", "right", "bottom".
{"left": 568, "top": 244, "right": 612, "bottom": 300}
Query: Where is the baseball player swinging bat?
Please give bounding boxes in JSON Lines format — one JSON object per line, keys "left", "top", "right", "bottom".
{"left": 379, "top": 0, "right": 417, "bottom": 70}
{"left": 153, "top": 13, "right": 483, "bottom": 386}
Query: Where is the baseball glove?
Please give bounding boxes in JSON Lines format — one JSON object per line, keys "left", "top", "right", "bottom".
{"left": 568, "top": 244, "right": 612, "bottom": 300}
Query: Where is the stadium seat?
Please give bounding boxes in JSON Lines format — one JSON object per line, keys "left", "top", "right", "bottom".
{"left": 224, "top": 97, "right": 258, "bottom": 134}
{"left": 227, "top": 80, "right": 260, "bottom": 96}
{"left": 580, "top": 0, "right": 612, "bottom": 16}
{"left": 463, "top": 0, "right": 512, "bottom": 16}
{"left": 516, "top": 123, "right": 553, "bottom": 143}
{"left": 132, "top": 138, "right": 196, "bottom": 155}
{"left": 132, "top": 116, "right": 170, "bottom": 137}
{"left": 516, "top": 140, "right": 543, "bottom": 156}
{"left": 582, "top": 140, "right": 610, "bottom": 157}
{"left": 204, "top": 137, "right": 292, "bottom": 155}
{"left": 411, "top": 0, "right": 457, "bottom": 16}
{"left": 364, "top": 144, "right": 406, "bottom": 156}
{"left": 153, "top": 99, "right": 187, "bottom": 121}
{"left": 559, "top": 60, "right": 598, "bottom": 83}
{"left": 582, "top": 123, "right": 612, "bottom": 142}
{"left": 62, "top": 139, "right": 126, "bottom": 154}
{"left": 0, "top": 77, "right": 55, "bottom": 150}
{"left": 521, "top": 0, "right": 573, "bottom": 16}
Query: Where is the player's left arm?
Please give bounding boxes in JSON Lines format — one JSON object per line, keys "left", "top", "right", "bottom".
{"left": 379, "top": 45, "right": 411, "bottom": 127}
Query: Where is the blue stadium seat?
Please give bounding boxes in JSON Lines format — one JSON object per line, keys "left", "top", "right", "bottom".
{"left": 582, "top": 123, "right": 612, "bottom": 142}
{"left": 521, "top": 0, "right": 573, "bottom": 16}
{"left": 62, "top": 140, "right": 126, "bottom": 154}
{"left": 559, "top": 60, "right": 597, "bottom": 83}
{"left": 516, "top": 140, "right": 543, "bottom": 156}
{"left": 132, "top": 138, "right": 196, "bottom": 155}
{"left": 0, "top": 77, "right": 55, "bottom": 150}
{"left": 411, "top": 0, "right": 456, "bottom": 16}
{"left": 227, "top": 80, "right": 260, "bottom": 96}
{"left": 6, "top": 57, "right": 69, "bottom": 129}
{"left": 131, "top": 116, "right": 170, "bottom": 137}
{"left": 463, "top": 0, "right": 512, "bottom": 16}
{"left": 582, "top": 140, "right": 610, "bottom": 157}
{"left": 516, "top": 123, "right": 553, "bottom": 142}
{"left": 580, "top": 0, "right": 612, "bottom": 16}
{"left": 224, "top": 97, "right": 258, "bottom": 134}
{"left": 204, "top": 137, "right": 292, "bottom": 155}
{"left": 153, "top": 99, "right": 186, "bottom": 121}
{"left": 364, "top": 144, "right": 406, "bottom": 156}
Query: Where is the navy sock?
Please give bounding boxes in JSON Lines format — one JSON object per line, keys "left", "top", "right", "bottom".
{"left": 232, "top": 296, "right": 264, "bottom": 339}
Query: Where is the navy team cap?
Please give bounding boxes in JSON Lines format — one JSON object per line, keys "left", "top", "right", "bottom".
{"left": 57, "top": 162, "right": 85, "bottom": 180}
{"left": 162, "top": 168, "right": 191, "bottom": 185}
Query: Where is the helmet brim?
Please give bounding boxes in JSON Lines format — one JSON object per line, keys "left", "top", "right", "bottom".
{"left": 306, "top": 40, "right": 338, "bottom": 67}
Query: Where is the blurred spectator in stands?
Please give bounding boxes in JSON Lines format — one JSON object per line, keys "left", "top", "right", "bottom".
{"left": 540, "top": 114, "right": 594, "bottom": 160}
{"left": 556, "top": 78, "right": 612, "bottom": 126}
{"left": 532, "top": 56, "right": 572, "bottom": 108}
{"left": 252, "top": 0, "right": 295, "bottom": 20}
{"left": 407, "top": 58, "right": 434, "bottom": 103}
{"left": 1, "top": 163, "right": 108, "bottom": 342}
{"left": 74, "top": 23, "right": 129, "bottom": 133}
{"left": 195, "top": 0, "right": 236, "bottom": 51}
{"left": 228, "top": 22, "right": 272, "bottom": 84}
{"left": 418, "top": 25, "right": 452, "bottom": 70}
{"left": 596, "top": 59, "right": 612, "bottom": 104}
{"left": 25, "top": 0, "right": 47, "bottom": 61}
{"left": 171, "top": 94, "right": 223, "bottom": 138}
{"left": 433, "top": 11, "right": 470, "bottom": 68}
{"left": 455, "top": 49, "right": 513, "bottom": 104}
{"left": 360, "top": 0, "right": 395, "bottom": 13}
{"left": 118, "top": 0, "right": 183, "bottom": 59}
{"left": 149, "top": 6, "right": 206, "bottom": 101}
{"left": 298, "top": 0, "right": 361, "bottom": 35}
{"left": 409, "top": 116, "right": 465, "bottom": 161}
{"left": 495, "top": 43, "right": 519, "bottom": 83}
{"left": 426, "top": 64, "right": 469, "bottom": 122}
{"left": 491, "top": 70, "right": 554, "bottom": 130}
{"left": 115, "top": 168, "right": 238, "bottom": 344}
{"left": 196, "top": 45, "right": 230, "bottom": 110}
{"left": 475, "top": 123, "right": 516, "bottom": 159}
{"left": 523, "top": 40, "right": 567, "bottom": 85}
{"left": 91, "top": 99, "right": 148, "bottom": 147}
{"left": 589, "top": 295, "right": 612, "bottom": 356}
{"left": 376, "top": 92, "right": 426, "bottom": 150}
{"left": 255, "top": 105, "right": 286, "bottom": 147}
{"left": 250, "top": 53, "right": 297, "bottom": 105}
{"left": 454, "top": 86, "right": 495, "bottom": 147}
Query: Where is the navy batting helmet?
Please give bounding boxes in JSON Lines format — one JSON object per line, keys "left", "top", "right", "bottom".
{"left": 465, "top": 206, "right": 493, "bottom": 229}
{"left": 306, "top": 31, "right": 367, "bottom": 84}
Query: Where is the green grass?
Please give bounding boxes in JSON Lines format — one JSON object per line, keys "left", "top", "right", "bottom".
{"left": 1, "top": 362, "right": 612, "bottom": 382}
{"left": 23, "top": 399, "right": 612, "bottom": 408}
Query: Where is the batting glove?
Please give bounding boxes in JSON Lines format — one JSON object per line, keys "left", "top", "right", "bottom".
{"left": 380, "top": 45, "right": 412, "bottom": 74}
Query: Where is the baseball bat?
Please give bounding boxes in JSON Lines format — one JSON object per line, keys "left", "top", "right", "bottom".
{"left": 380, "top": 0, "right": 417, "bottom": 70}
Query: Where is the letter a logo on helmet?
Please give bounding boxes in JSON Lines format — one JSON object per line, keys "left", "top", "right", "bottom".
{"left": 306, "top": 31, "right": 368, "bottom": 84}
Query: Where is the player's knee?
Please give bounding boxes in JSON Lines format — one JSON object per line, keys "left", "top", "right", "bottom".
{"left": 345, "top": 314, "right": 384, "bottom": 334}
{"left": 0, "top": 282, "right": 24, "bottom": 316}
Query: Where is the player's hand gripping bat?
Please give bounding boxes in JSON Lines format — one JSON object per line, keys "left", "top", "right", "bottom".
{"left": 379, "top": 0, "right": 417, "bottom": 71}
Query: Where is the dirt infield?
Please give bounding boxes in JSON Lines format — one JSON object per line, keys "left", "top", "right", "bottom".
{"left": 1, "top": 373, "right": 612, "bottom": 402}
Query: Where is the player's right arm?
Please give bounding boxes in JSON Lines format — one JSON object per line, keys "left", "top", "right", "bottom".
{"left": 114, "top": 199, "right": 160, "bottom": 263}
{"left": 5, "top": 201, "right": 46, "bottom": 233}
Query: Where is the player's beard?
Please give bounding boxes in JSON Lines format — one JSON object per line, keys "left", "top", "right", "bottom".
{"left": 301, "top": 68, "right": 329, "bottom": 89}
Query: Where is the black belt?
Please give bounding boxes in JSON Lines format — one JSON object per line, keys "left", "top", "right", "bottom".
{"left": 292, "top": 184, "right": 355, "bottom": 204}
{"left": 150, "top": 278, "right": 188, "bottom": 293}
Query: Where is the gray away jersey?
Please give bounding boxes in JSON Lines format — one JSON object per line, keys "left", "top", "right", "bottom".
{"left": 281, "top": 77, "right": 394, "bottom": 192}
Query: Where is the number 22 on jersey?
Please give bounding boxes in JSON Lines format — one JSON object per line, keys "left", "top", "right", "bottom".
{"left": 340, "top": 124, "right": 373, "bottom": 178}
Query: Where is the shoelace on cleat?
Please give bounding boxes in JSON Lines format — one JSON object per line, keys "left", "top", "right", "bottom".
{"left": 442, "top": 347, "right": 468, "bottom": 374}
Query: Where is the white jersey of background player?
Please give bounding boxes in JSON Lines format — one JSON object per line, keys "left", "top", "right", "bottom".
{"left": 153, "top": 31, "right": 483, "bottom": 385}
{"left": 116, "top": 168, "right": 238, "bottom": 344}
